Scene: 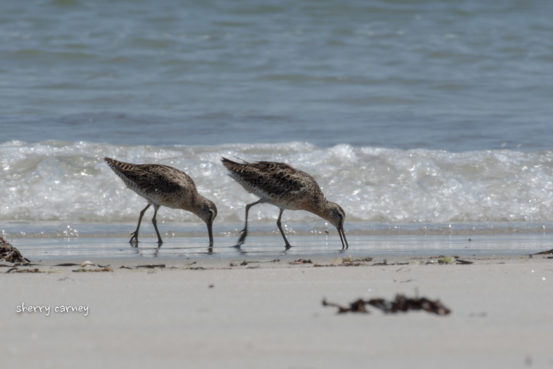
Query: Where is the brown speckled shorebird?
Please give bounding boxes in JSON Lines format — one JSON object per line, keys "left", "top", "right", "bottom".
{"left": 104, "top": 157, "right": 217, "bottom": 247}
{"left": 221, "top": 157, "right": 348, "bottom": 250}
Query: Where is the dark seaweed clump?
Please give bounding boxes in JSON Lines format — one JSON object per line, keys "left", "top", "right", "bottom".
{"left": 323, "top": 294, "right": 451, "bottom": 316}
{"left": 0, "top": 237, "right": 29, "bottom": 264}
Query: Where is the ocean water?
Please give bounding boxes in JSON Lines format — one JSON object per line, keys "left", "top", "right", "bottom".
{"left": 2, "top": 0, "right": 553, "bottom": 254}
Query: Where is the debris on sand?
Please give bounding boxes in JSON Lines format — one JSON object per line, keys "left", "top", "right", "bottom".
{"left": 454, "top": 257, "right": 473, "bottom": 265}
{"left": 135, "top": 264, "right": 166, "bottom": 269}
{"left": 322, "top": 294, "right": 451, "bottom": 316}
{"left": 534, "top": 248, "right": 553, "bottom": 255}
{"left": 72, "top": 266, "right": 113, "bottom": 273}
{"left": 341, "top": 256, "right": 373, "bottom": 266}
{"left": 370, "top": 259, "right": 409, "bottom": 267}
{"left": 314, "top": 256, "right": 374, "bottom": 267}
{"left": 323, "top": 298, "right": 370, "bottom": 313}
{"left": 0, "top": 237, "right": 30, "bottom": 264}
{"left": 289, "top": 258, "right": 313, "bottom": 265}
{"left": 6, "top": 267, "right": 41, "bottom": 274}
{"left": 72, "top": 261, "right": 113, "bottom": 273}
{"left": 425, "top": 256, "right": 473, "bottom": 265}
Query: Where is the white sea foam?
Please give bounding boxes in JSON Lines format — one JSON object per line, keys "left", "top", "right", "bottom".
{"left": 1, "top": 140, "right": 553, "bottom": 226}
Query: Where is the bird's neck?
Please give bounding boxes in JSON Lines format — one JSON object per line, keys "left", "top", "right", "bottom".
{"left": 313, "top": 198, "right": 331, "bottom": 220}
{"left": 178, "top": 192, "right": 200, "bottom": 212}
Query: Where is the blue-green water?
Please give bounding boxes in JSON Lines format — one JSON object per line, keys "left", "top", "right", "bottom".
{"left": 2, "top": 0, "right": 553, "bottom": 255}
{"left": 2, "top": 0, "right": 552, "bottom": 150}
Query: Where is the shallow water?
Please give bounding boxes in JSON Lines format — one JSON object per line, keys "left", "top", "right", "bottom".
{"left": 2, "top": 0, "right": 553, "bottom": 257}
{"left": 11, "top": 232, "right": 551, "bottom": 262}
{"left": 5, "top": 219, "right": 552, "bottom": 261}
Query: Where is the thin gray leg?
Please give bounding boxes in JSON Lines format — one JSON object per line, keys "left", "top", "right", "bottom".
{"left": 151, "top": 204, "right": 163, "bottom": 247}
{"left": 276, "top": 208, "right": 291, "bottom": 250}
{"left": 130, "top": 203, "right": 151, "bottom": 247}
{"left": 237, "top": 199, "right": 265, "bottom": 246}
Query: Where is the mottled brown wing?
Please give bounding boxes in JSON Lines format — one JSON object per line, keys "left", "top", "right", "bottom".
{"left": 135, "top": 164, "right": 196, "bottom": 194}
{"left": 251, "top": 161, "right": 308, "bottom": 196}
{"left": 105, "top": 158, "right": 195, "bottom": 195}
{"left": 222, "top": 158, "right": 320, "bottom": 197}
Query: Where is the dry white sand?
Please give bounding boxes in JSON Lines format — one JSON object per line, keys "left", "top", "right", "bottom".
{"left": 2, "top": 254, "right": 553, "bottom": 369}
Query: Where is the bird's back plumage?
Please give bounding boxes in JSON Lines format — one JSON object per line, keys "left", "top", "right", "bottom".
{"left": 221, "top": 157, "right": 324, "bottom": 210}
{"left": 104, "top": 157, "right": 198, "bottom": 209}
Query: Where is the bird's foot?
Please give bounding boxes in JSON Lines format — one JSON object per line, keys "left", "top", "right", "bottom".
{"left": 236, "top": 229, "right": 248, "bottom": 246}
{"left": 129, "top": 233, "right": 139, "bottom": 248}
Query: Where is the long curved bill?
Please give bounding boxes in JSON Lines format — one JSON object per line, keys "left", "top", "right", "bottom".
{"left": 207, "top": 219, "right": 214, "bottom": 247}
{"left": 337, "top": 225, "right": 349, "bottom": 250}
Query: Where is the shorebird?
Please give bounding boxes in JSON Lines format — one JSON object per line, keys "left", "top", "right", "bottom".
{"left": 104, "top": 157, "right": 217, "bottom": 247}
{"left": 221, "top": 157, "right": 348, "bottom": 250}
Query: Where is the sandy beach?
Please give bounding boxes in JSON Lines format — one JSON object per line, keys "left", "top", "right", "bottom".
{"left": 3, "top": 0, "right": 553, "bottom": 367}
{"left": 2, "top": 250, "right": 552, "bottom": 369}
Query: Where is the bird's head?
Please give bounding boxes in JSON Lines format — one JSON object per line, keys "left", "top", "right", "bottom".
{"left": 322, "top": 201, "right": 348, "bottom": 250}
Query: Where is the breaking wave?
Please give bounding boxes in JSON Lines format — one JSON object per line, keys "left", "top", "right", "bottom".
{"left": 2, "top": 140, "right": 553, "bottom": 228}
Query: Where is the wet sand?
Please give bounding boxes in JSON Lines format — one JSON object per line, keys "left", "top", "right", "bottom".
{"left": 2, "top": 251, "right": 553, "bottom": 369}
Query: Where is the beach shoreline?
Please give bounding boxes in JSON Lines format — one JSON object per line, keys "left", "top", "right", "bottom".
{"left": 2, "top": 248, "right": 553, "bottom": 368}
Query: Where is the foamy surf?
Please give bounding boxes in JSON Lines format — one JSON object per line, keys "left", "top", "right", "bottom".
{"left": 2, "top": 140, "right": 553, "bottom": 230}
